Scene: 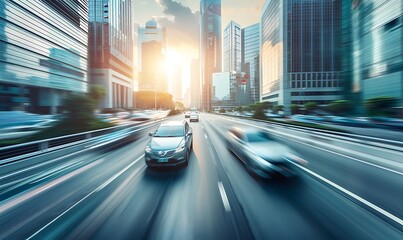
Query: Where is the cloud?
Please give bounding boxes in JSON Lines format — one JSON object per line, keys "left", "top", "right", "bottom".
{"left": 155, "top": 0, "right": 199, "bottom": 51}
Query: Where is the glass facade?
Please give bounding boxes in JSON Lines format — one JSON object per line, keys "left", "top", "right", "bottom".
{"left": 348, "top": 0, "right": 403, "bottom": 109}
{"left": 223, "top": 21, "right": 241, "bottom": 72}
{"left": 260, "top": 0, "right": 281, "bottom": 104}
{"left": 0, "top": 0, "right": 88, "bottom": 113}
{"left": 137, "top": 20, "right": 167, "bottom": 92}
{"left": 242, "top": 23, "right": 260, "bottom": 103}
{"left": 261, "top": 0, "right": 342, "bottom": 112}
{"left": 213, "top": 72, "right": 230, "bottom": 104}
{"left": 88, "top": 0, "right": 134, "bottom": 109}
{"left": 138, "top": 19, "right": 166, "bottom": 72}
{"left": 200, "top": 0, "right": 222, "bottom": 111}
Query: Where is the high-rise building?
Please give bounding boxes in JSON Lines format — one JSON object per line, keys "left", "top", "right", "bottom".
{"left": 138, "top": 19, "right": 167, "bottom": 92}
{"left": 223, "top": 21, "right": 242, "bottom": 72}
{"left": 89, "top": 0, "right": 134, "bottom": 109}
{"left": 0, "top": 1, "right": 88, "bottom": 113}
{"left": 140, "top": 41, "right": 165, "bottom": 91}
{"left": 213, "top": 72, "right": 231, "bottom": 108}
{"left": 200, "top": 0, "right": 222, "bottom": 111}
{"left": 138, "top": 19, "right": 166, "bottom": 71}
{"left": 212, "top": 71, "right": 249, "bottom": 108}
{"left": 190, "top": 59, "right": 201, "bottom": 108}
{"left": 343, "top": 0, "right": 403, "bottom": 113}
{"left": 172, "top": 65, "right": 183, "bottom": 102}
{"left": 242, "top": 23, "right": 260, "bottom": 103}
{"left": 260, "top": 0, "right": 342, "bottom": 114}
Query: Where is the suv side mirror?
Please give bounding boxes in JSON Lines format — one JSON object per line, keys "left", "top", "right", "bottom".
{"left": 149, "top": 132, "right": 154, "bottom": 136}
{"left": 187, "top": 131, "right": 192, "bottom": 136}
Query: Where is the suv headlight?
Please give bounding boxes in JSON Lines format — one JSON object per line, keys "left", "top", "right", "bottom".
{"left": 175, "top": 141, "right": 186, "bottom": 153}
{"left": 145, "top": 145, "right": 152, "bottom": 153}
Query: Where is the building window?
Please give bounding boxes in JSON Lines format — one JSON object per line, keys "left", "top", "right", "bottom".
{"left": 313, "top": 81, "right": 316, "bottom": 88}
{"left": 297, "top": 81, "right": 301, "bottom": 88}
{"left": 292, "top": 82, "right": 296, "bottom": 88}
{"left": 307, "top": 81, "right": 311, "bottom": 88}
{"left": 297, "top": 74, "right": 301, "bottom": 80}
{"left": 302, "top": 81, "right": 306, "bottom": 88}
{"left": 318, "top": 81, "right": 321, "bottom": 87}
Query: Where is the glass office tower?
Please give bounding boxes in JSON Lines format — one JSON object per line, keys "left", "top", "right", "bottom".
{"left": 200, "top": 0, "right": 222, "bottom": 111}
{"left": 346, "top": 0, "right": 403, "bottom": 113}
{"left": 89, "top": 0, "right": 134, "bottom": 109}
{"left": 242, "top": 23, "right": 260, "bottom": 103}
{"left": 223, "top": 21, "right": 241, "bottom": 72}
{"left": 260, "top": 0, "right": 342, "bottom": 114}
{"left": 0, "top": 1, "right": 88, "bottom": 113}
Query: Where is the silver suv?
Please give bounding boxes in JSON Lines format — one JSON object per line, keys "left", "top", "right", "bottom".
{"left": 145, "top": 120, "right": 193, "bottom": 167}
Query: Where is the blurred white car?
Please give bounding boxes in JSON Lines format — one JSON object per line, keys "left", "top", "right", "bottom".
{"left": 189, "top": 113, "right": 199, "bottom": 122}
{"left": 226, "top": 127, "right": 306, "bottom": 178}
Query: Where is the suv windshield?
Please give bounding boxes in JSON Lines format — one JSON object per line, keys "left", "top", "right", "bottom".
{"left": 246, "top": 132, "right": 273, "bottom": 142}
{"left": 154, "top": 126, "right": 184, "bottom": 137}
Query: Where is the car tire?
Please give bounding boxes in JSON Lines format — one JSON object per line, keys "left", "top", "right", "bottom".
{"left": 184, "top": 151, "right": 190, "bottom": 167}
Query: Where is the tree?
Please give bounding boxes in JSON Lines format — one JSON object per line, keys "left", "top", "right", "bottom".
{"left": 290, "top": 104, "right": 299, "bottom": 115}
{"left": 365, "top": 96, "right": 397, "bottom": 116}
{"left": 89, "top": 84, "right": 106, "bottom": 107}
{"left": 273, "top": 105, "right": 284, "bottom": 114}
{"left": 219, "top": 109, "right": 226, "bottom": 113}
{"left": 64, "top": 94, "right": 96, "bottom": 128}
{"left": 235, "top": 106, "right": 244, "bottom": 112}
{"left": 328, "top": 100, "right": 352, "bottom": 116}
{"left": 175, "top": 102, "right": 185, "bottom": 110}
{"left": 253, "top": 103, "right": 267, "bottom": 120}
{"left": 304, "top": 102, "right": 318, "bottom": 114}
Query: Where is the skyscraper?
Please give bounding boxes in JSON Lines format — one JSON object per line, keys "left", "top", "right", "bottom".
{"left": 223, "top": 21, "right": 241, "bottom": 72}
{"left": 190, "top": 59, "right": 201, "bottom": 108}
{"left": 0, "top": 1, "right": 88, "bottom": 113}
{"left": 89, "top": 0, "right": 134, "bottom": 109}
{"left": 200, "top": 0, "right": 222, "bottom": 111}
{"left": 242, "top": 23, "right": 260, "bottom": 103}
{"left": 138, "top": 19, "right": 167, "bottom": 92}
{"left": 140, "top": 41, "right": 165, "bottom": 91}
{"left": 343, "top": 0, "right": 403, "bottom": 113}
{"left": 260, "top": 0, "right": 342, "bottom": 114}
{"left": 138, "top": 19, "right": 166, "bottom": 71}
{"left": 172, "top": 65, "right": 183, "bottom": 102}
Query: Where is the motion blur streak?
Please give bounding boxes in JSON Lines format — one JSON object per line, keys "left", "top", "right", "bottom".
{"left": 0, "top": 160, "right": 102, "bottom": 214}
{"left": 0, "top": 114, "right": 402, "bottom": 239}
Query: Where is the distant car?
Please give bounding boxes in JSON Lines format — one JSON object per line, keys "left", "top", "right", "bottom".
{"left": 185, "top": 112, "right": 191, "bottom": 118}
{"left": 226, "top": 127, "right": 302, "bottom": 178}
{"left": 129, "top": 112, "right": 153, "bottom": 121}
{"left": 189, "top": 113, "right": 199, "bottom": 122}
{"left": 145, "top": 120, "right": 193, "bottom": 167}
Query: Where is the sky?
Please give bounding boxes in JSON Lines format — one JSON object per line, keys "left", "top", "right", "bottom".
{"left": 133, "top": 0, "right": 265, "bottom": 98}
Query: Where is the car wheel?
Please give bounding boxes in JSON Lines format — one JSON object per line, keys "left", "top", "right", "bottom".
{"left": 184, "top": 151, "right": 189, "bottom": 167}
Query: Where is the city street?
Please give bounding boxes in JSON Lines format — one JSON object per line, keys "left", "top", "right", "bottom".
{"left": 0, "top": 114, "right": 402, "bottom": 240}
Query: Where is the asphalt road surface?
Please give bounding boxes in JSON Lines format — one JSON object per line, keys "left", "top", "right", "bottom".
{"left": 0, "top": 114, "right": 402, "bottom": 240}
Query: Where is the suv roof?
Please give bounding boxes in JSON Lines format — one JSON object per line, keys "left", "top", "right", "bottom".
{"left": 160, "top": 120, "right": 186, "bottom": 126}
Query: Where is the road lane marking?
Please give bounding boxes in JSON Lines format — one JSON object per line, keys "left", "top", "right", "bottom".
{"left": 26, "top": 155, "right": 145, "bottom": 240}
{"left": 0, "top": 160, "right": 103, "bottom": 214}
{"left": 289, "top": 161, "right": 403, "bottom": 227}
{"left": 216, "top": 115, "right": 403, "bottom": 175}
{"left": 218, "top": 182, "right": 231, "bottom": 212}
